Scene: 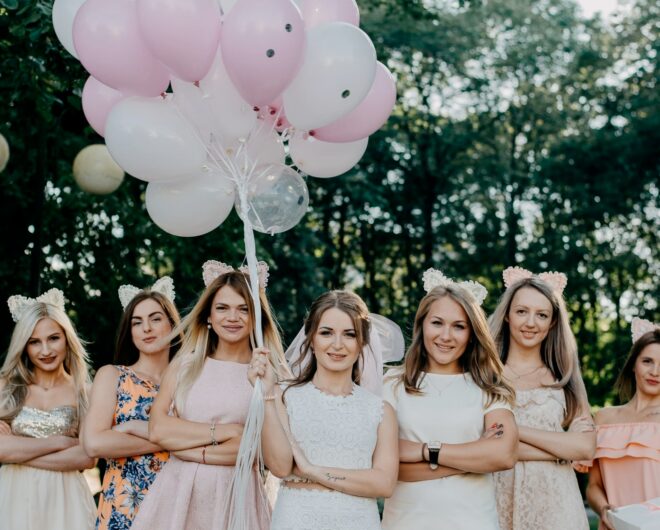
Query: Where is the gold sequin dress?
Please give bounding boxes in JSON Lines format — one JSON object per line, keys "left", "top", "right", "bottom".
{"left": 0, "top": 405, "right": 96, "bottom": 530}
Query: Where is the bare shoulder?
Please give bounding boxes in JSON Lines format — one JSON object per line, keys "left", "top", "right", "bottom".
{"left": 93, "top": 364, "right": 121, "bottom": 384}
{"left": 594, "top": 405, "right": 626, "bottom": 425}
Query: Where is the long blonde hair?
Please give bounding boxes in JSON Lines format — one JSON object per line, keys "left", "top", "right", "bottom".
{"left": 393, "top": 285, "right": 514, "bottom": 407}
{"left": 172, "top": 271, "right": 288, "bottom": 411}
{"left": 0, "top": 302, "right": 91, "bottom": 421}
{"left": 489, "top": 277, "right": 588, "bottom": 426}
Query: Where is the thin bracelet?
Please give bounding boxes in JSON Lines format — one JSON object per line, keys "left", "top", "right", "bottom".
{"left": 421, "top": 442, "right": 428, "bottom": 462}
{"left": 264, "top": 393, "right": 276, "bottom": 402}
{"left": 210, "top": 423, "right": 218, "bottom": 446}
{"left": 202, "top": 446, "right": 207, "bottom": 464}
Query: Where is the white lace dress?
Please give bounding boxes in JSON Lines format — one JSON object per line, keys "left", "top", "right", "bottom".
{"left": 271, "top": 382, "right": 384, "bottom": 530}
{"left": 493, "top": 387, "right": 589, "bottom": 530}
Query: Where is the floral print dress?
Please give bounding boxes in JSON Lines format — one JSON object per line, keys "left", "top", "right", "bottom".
{"left": 96, "top": 365, "right": 169, "bottom": 530}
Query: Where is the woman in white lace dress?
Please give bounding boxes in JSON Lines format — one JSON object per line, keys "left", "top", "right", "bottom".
{"left": 490, "top": 267, "right": 596, "bottom": 530}
{"left": 248, "top": 290, "right": 399, "bottom": 530}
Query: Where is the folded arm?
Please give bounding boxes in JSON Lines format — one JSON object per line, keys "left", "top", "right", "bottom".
{"left": 82, "top": 366, "right": 163, "bottom": 458}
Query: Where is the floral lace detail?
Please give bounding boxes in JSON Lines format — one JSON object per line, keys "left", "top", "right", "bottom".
{"left": 272, "top": 487, "right": 380, "bottom": 530}
{"left": 494, "top": 386, "right": 589, "bottom": 530}
{"left": 284, "top": 383, "right": 383, "bottom": 471}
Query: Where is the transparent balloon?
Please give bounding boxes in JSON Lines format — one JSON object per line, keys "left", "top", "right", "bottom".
{"left": 236, "top": 164, "right": 308, "bottom": 235}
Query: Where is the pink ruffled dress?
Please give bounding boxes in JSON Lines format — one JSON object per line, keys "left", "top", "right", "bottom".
{"left": 578, "top": 422, "right": 660, "bottom": 530}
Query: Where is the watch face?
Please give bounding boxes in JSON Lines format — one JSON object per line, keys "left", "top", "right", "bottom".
{"left": 428, "top": 441, "right": 441, "bottom": 450}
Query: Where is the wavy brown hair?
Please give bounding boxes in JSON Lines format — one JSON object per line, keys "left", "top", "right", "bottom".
{"left": 284, "top": 290, "right": 371, "bottom": 397}
{"left": 615, "top": 329, "right": 660, "bottom": 402}
{"left": 489, "top": 277, "right": 589, "bottom": 427}
{"left": 114, "top": 291, "right": 182, "bottom": 366}
{"left": 391, "top": 285, "right": 514, "bottom": 407}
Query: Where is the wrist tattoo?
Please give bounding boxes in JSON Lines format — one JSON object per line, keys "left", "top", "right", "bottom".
{"left": 324, "top": 472, "right": 346, "bottom": 482}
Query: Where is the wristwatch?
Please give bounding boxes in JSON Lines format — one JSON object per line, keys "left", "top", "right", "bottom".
{"left": 427, "top": 441, "right": 442, "bottom": 470}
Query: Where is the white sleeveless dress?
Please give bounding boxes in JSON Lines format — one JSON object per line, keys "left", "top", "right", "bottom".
{"left": 271, "top": 382, "right": 384, "bottom": 530}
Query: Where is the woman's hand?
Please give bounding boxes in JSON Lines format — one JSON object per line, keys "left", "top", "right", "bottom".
{"left": 0, "top": 420, "right": 11, "bottom": 435}
{"left": 247, "top": 347, "right": 276, "bottom": 394}
{"left": 600, "top": 505, "right": 616, "bottom": 530}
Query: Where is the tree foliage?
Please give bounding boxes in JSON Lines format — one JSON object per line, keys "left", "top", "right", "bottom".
{"left": 0, "top": 0, "right": 657, "bottom": 407}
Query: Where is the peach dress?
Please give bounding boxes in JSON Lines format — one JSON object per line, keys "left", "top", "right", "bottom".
{"left": 583, "top": 422, "right": 660, "bottom": 530}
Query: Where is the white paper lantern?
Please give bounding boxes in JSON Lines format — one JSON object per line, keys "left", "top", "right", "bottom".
{"left": 73, "top": 144, "right": 125, "bottom": 194}
{"left": 0, "top": 133, "right": 9, "bottom": 173}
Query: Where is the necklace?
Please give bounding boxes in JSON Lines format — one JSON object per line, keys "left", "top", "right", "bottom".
{"left": 424, "top": 374, "right": 460, "bottom": 397}
{"left": 507, "top": 363, "right": 546, "bottom": 380}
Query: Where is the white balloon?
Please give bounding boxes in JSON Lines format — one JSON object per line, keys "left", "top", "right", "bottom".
{"left": 171, "top": 77, "right": 214, "bottom": 145}
{"left": 146, "top": 167, "right": 236, "bottom": 237}
{"left": 199, "top": 47, "right": 258, "bottom": 142}
{"left": 289, "top": 134, "right": 367, "bottom": 178}
{"left": 0, "top": 132, "right": 9, "bottom": 173}
{"left": 226, "top": 126, "right": 285, "bottom": 173}
{"left": 72, "top": 144, "right": 125, "bottom": 194}
{"left": 283, "top": 22, "right": 376, "bottom": 131}
{"left": 105, "top": 97, "right": 207, "bottom": 182}
{"left": 52, "top": 0, "right": 86, "bottom": 58}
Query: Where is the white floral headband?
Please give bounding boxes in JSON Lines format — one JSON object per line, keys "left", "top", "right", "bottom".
{"left": 7, "top": 288, "right": 66, "bottom": 322}
{"left": 118, "top": 276, "right": 176, "bottom": 310}
{"left": 502, "top": 266, "right": 567, "bottom": 295}
{"left": 631, "top": 317, "right": 659, "bottom": 343}
{"left": 422, "top": 268, "right": 488, "bottom": 306}
{"left": 201, "top": 260, "right": 270, "bottom": 288}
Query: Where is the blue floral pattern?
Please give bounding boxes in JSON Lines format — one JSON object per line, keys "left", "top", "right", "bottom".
{"left": 95, "top": 366, "right": 168, "bottom": 530}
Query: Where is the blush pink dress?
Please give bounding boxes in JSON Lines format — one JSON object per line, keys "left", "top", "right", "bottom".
{"left": 131, "top": 357, "right": 270, "bottom": 530}
{"left": 580, "top": 422, "right": 660, "bottom": 530}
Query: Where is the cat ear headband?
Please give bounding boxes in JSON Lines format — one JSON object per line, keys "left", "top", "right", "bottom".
{"left": 422, "top": 268, "right": 488, "bottom": 306}
{"left": 201, "top": 260, "right": 269, "bottom": 288}
{"left": 502, "top": 266, "right": 567, "bottom": 295}
{"left": 7, "top": 288, "right": 66, "bottom": 322}
{"left": 631, "top": 317, "right": 659, "bottom": 343}
{"left": 118, "top": 277, "right": 176, "bottom": 310}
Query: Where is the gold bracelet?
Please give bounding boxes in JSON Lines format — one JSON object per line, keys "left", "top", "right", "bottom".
{"left": 210, "top": 422, "right": 218, "bottom": 446}
{"left": 263, "top": 394, "right": 276, "bottom": 401}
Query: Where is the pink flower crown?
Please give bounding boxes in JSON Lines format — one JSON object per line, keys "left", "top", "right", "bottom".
{"left": 631, "top": 317, "right": 659, "bottom": 343}
{"left": 502, "top": 266, "right": 567, "bottom": 295}
{"left": 202, "top": 260, "right": 270, "bottom": 288}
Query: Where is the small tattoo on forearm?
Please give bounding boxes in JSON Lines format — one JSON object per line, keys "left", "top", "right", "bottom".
{"left": 324, "top": 472, "right": 346, "bottom": 482}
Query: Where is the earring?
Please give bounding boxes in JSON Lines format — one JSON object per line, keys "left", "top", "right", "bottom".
{"left": 207, "top": 323, "right": 212, "bottom": 329}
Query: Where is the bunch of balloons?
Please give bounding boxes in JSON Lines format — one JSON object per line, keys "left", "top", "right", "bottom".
{"left": 53, "top": 0, "right": 396, "bottom": 237}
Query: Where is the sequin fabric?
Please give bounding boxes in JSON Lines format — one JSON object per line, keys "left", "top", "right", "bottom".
{"left": 11, "top": 405, "right": 78, "bottom": 438}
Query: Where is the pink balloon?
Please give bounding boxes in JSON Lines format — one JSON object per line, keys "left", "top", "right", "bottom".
{"left": 82, "top": 76, "right": 125, "bottom": 137}
{"left": 221, "top": 0, "right": 305, "bottom": 106}
{"left": 301, "top": 0, "right": 359, "bottom": 29}
{"left": 257, "top": 97, "right": 291, "bottom": 132}
{"left": 136, "top": 0, "right": 221, "bottom": 82}
{"left": 73, "top": 0, "right": 170, "bottom": 96}
{"left": 311, "top": 62, "right": 395, "bottom": 143}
